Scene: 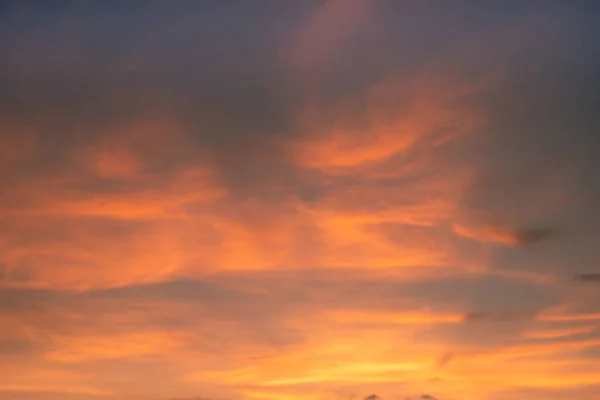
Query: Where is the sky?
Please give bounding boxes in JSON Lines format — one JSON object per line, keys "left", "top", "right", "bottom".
{"left": 1, "top": 1, "right": 600, "bottom": 399}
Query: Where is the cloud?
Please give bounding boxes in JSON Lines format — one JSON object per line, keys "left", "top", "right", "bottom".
{"left": 522, "top": 325, "right": 596, "bottom": 340}
{"left": 437, "top": 352, "right": 455, "bottom": 368}
{"left": 452, "top": 223, "right": 559, "bottom": 248}
{"left": 462, "top": 310, "right": 539, "bottom": 323}
{"left": 574, "top": 273, "right": 600, "bottom": 283}
{"left": 166, "top": 397, "right": 215, "bottom": 400}
{"left": 514, "top": 227, "right": 558, "bottom": 247}
{"left": 287, "top": 0, "right": 373, "bottom": 73}
{"left": 1, "top": 2, "right": 600, "bottom": 400}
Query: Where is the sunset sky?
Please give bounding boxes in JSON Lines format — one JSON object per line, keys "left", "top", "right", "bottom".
{"left": 1, "top": 1, "right": 600, "bottom": 400}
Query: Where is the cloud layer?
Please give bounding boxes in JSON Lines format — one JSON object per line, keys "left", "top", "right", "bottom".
{"left": 1, "top": 1, "right": 600, "bottom": 400}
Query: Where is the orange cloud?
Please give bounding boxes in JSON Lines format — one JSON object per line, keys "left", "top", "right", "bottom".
{"left": 293, "top": 73, "right": 486, "bottom": 172}
{"left": 45, "top": 331, "right": 189, "bottom": 363}
{"left": 1, "top": 3, "right": 599, "bottom": 400}
{"left": 91, "top": 149, "right": 143, "bottom": 180}
{"left": 0, "top": 363, "right": 109, "bottom": 397}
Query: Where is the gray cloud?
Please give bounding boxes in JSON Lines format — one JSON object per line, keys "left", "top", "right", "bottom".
{"left": 0, "top": 337, "right": 38, "bottom": 355}
{"left": 514, "top": 227, "right": 558, "bottom": 247}
{"left": 573, "top": 273, "right": 600, "bottom": 283}
{"left": 437, "top": 352, "right": 455, "bottom": 368}
{"left": 462, "top": 310, "right": 539, "bottom": 323}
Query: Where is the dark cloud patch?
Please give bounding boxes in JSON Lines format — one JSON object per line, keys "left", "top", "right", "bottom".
{"left": 437, "top": 352, "right": 455, "bottom": 367}
{"left": 489, "top": 231, "right": 600, "bottom": 277}
{"left": 86, "top": 279, "right": 243, "bottom": 303}
{"left": 0, "top": 337, "right": 37, "bottom": 355}
{"left": 574, "top": 273, "right": 600, "bottom": 282}
{"left": 514, "top": 227, "right": 558, "bottom": 247}
{"left": 462, "top": 310, "right": 539, "bottom": 323}
{"left": 0, "top": 286, "right": 70, "bottom": 311}
{"left": 462, "top": 311, "right": 491, "bottom": 322}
